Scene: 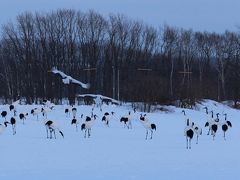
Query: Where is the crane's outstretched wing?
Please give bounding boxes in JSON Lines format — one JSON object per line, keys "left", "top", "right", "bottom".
{"left": 70, "top": 78, "right": 90, "bottom": 89}
{"left": 50, "top": 67, "right": 68, "bottom": 78}
{"left": 50, "top": 67, "right": 90, "bottom": 89}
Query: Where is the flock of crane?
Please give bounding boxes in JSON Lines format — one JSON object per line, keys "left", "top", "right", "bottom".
{"left": 0, "top": 99, "right": 157, "bottom": 140}
{"left": 0, "top": 99, "right": 234, "bottom": 149}
{"left": 183, "top": 107, "right": 232, "bottom": 149}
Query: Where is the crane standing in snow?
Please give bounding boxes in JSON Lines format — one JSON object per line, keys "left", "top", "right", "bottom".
{"left": 41, "top": 107, "right": 54, "bottom": 119}
{"left": 120, "top": 109, "right": 136, "bottom": 129}
{"left": 45, "top": 120, "right": 64, "bottom": 139}
{"left": 72, "top": 107, "right": 77, "bottom": 119}
{"left": 102, "top": 112, "right": 114, "bottom": 127}
{"left": 203, "top": 107, "right": 214, "bottom": 135}
{"left": 184, "top": 119, "right": 194, "bottom": 149}
{"left": 10, "top": 117, "right": 17, "bottom": 135}
{"left": 9, "top": 99, "right": 20, "bottom": 116}
{"left": 31, "top": 108, "right": 42, "bottom": 121}
{"left": 19, "top": 112, "right": 28, "bottom": 124}
{"left": 221, "top": 113, "right": 232, "bottom": 140}
{"left": 81, "top": 114, "right": 97, "bottom": 138}
{"left": 193, "top": 123, "right": 202, "bottom": 144}
{"left": 139, "top": 114, "right": 156, "bottom": 140}
{"left": 64, "top": 106, "right": 71, "bottom": 117}
{"left": 182, "top": 110, "right": 202, "bottom": 144}
{"left": 205, "top": 112, "right": 220, "bottom": 140}
{"left": 71, "top": 114, "right": 84, "bottom": 132}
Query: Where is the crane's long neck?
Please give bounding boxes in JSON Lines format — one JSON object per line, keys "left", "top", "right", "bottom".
{"left": 211, "top": 111, "right": 214, "bottom": 118}
{"left": 216, "top": 113, "right": 220, "bottom": 121}
{"left": 224, "top": 114, "right": 227, "bottom": 121}
{"left": 182, "top": 110, "right": 186, "bottom": 116}
{"left": 4, "top": 122, "right": 8, "bottom": 127}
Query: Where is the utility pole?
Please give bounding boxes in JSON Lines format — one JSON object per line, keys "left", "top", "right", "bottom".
{"left": 117, "top": 69, "right": 120, "bottom": 101}
{"left": 112, "top": 66, "right": 115, "bottom": 99}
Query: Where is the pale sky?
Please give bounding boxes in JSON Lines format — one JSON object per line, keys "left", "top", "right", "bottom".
{"left": 0, "top": 0, "right": 240, "bottom": 33}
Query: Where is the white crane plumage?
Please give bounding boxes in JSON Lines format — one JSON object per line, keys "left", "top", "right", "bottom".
{"left": 49, "top": 67, "right": 90, "bottom": 89}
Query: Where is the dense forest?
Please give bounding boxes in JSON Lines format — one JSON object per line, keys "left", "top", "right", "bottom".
{"left": 0, "top": 9, "right": 240, "bottom": 106}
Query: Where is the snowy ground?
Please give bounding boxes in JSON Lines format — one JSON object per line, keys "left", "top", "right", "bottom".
{"left": 0, "top": 100, "right": 239, "bottom": 180}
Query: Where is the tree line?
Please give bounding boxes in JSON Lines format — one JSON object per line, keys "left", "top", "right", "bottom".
{"left": 0, "top": 9, "right": 240, "bottom": 106}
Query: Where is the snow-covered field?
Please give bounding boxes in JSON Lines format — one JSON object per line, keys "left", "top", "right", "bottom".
{"left": 0, "top": 100, "right": 239, "bottom": 180}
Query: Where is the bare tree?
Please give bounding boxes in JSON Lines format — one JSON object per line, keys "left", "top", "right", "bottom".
{"left": 161, "top": 25, "right": 179, "bottom": 99}
{"left": 194, "top": 31, "right": 214, "bottom": 97}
